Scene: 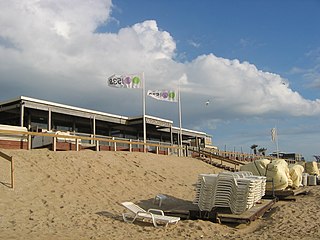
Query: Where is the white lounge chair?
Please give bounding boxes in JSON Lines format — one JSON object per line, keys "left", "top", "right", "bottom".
{"left": 120, "top": 201, "right": 180, "bottom": 227}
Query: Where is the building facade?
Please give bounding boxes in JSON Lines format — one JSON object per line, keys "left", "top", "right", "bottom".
{"left": 0, "top": 96, "right": 212, "bottom": 149}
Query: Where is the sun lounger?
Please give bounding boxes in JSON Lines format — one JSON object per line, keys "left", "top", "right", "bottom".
{"left": 120, "top": 201, "right": 180, "bottom": 227}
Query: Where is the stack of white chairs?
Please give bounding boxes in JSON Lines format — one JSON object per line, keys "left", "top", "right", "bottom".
{"left": 193, "top": 174, "right": 218, "bottom": 211}
{"left": 246, "top": 175, "right": 267, "bottom": 203}
{"left": 193, "top": 171, "right": 266, "bottom": 214}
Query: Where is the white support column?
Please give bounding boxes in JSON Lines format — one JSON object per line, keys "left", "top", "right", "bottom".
{"left": 27, "top": 114, "right": 31, "bottom": 131}
{"left": 113, "top": 137, "right": 117, "bottom": 151}
{"left": 20, "top": 103, "right": 24, "bottom": 127}
{"left": 93, "top": 115, "right": 96, "bottom": 138}
{"left": 76, "top": 138, "right": 80, "bottom": 151}
{"left": 96, "top": 140, "right": 99, "bottom": 151}
{"left": 129, "top": 139, "right": 132, "bottom": 152}
{"left": 92, "top": 115, "right": 96, "bottom": 146}
{"left": 48, "top": 108, "right": 52, "bottom": 131}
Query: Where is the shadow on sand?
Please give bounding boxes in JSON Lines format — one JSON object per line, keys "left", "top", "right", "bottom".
{"left": 96, "top": 194, "right": 198, "bottom": 222}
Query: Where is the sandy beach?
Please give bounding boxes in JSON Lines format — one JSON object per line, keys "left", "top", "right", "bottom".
{"left": 1, "top": 149, "right": 320, "bottom": 240}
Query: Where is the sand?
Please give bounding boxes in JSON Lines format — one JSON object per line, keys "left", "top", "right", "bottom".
{"left": 1, "top": 149, "right": 320, "bottom": 240}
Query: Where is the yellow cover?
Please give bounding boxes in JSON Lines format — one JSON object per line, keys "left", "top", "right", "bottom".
{"left": 265, "top": 159, "right": 291, "bottom": 191}
{"left": 289, "top": 164, "right": 304, "bottom": 189}
{"left": 305, "top": 161, "right": 319, "bottom": 176}
{"left": 241, "top": 159, "right": 293, "bottom": 190}
{"left": 240, "top": 159, "right": 270, "bottom": 176}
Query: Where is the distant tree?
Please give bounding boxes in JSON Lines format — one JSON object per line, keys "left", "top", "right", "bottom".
{"left": 250, "top": 144, "right": 258, "bottom": 155}
{"left": 258, "top": 148, "right": 267, "bottom": 156}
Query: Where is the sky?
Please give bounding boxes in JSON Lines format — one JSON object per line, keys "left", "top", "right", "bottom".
{"left": 0, "top": 0, "right": 319, "bottom": 160}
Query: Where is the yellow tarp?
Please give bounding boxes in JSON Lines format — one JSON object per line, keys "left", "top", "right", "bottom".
{"left": 240, "top": 159, "right": 294, "bottom": 190}
{"left": 305, "top": 161, "right": 319, "bottom": 176}
{"left": 289, "top": 164, "right": 304, "bottom": 189}
{"left": 240, "top": 159, "right": 270, "bottom": 176}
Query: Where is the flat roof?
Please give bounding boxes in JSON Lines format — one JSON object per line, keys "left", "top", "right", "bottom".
{"left": 19, "top": 96, "right": 128, "bottom": 120}
{"left": 129, "top": 114, "right": 173, "bottom": 124}
{"left": 0, "top": 96, "right": 209, "bottom": 138}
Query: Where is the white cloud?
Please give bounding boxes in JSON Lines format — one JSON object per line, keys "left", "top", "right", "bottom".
{"left": 239, "top": 38, "right": 250, "bottom": 48}
{"left": 303, "top": 65, "right": 320, "bottom": 88}
{"left": 289, "top": 47, "right": 320, "bottom": 89}
{"left": 53, "top": 21, "right": 71, "bottom": 39}
{"left": 1, "top": 0, "right": 320, "bottom": 123}
{"left": 132, "top": 20, "right": 176, "bottom": 60}
{"left": 188, "top": 40, "right": 200, "bottom": 48}
{"left": 183, "top": 54, "right": 320, "bottom": 117}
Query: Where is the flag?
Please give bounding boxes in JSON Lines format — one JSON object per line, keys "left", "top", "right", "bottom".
{"left": 107, "top": 74, "right": 143, "bottom": 88}
{"left": 314, "top": 155, "right": 320, "bottom": 162}
{"left": 147, "top": 90, "right": 178, "bottom": 102}
{"left": 271, "top": 128, "right": 277, "bottom": 142}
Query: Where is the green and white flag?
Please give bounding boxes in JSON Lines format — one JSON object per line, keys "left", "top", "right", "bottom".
{"left": 147, "top": 90, "right": 178, "bottom": 102}
{"left": 271, "top": 128, "right": 277, "bottom": 142}
{"left": 107, "top": 74, "right": 143, "bottom": 88}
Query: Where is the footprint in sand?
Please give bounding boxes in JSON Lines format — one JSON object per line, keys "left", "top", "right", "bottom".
{"left": 41, "top": 199, "right": 48, "bottom": 207}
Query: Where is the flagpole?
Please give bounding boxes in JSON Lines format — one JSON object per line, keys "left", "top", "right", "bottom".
{"left": 272, "top": 126, "right": 280, "bottom": 159}
{"left": 107, "top": 73, "right": 146, "bottom": 151}
{"left": 178, "top": 78, "right": 182, "bottom": 157}
{"left": 142, "top": 72, "right": 146, "bottom": 152}
{"left": 275, "top": 126, "right": 279, "bottom": 159}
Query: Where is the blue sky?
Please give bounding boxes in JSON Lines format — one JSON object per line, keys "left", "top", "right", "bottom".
{"left": 111, "top": 2, "right": 319, "bottom": 78}
{"left": 0, "top": 0, "right": 319, "bottom": 160}
{"left": 108, "top": 0, "right": 320, "bottom": 96}
{"left": 106, "top": 0, "right": 320, "bottom": 159}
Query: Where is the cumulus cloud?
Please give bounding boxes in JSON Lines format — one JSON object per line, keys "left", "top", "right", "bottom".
{"left": 183, "top": 55, "right": 320, "bottom": 119}
{"left": 1, "top": 0, "right": 320, "bottom": 123}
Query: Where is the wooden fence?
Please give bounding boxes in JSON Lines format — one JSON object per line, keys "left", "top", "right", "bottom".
{"left": 0, "top": 150, "right": 14, "bottom": 189}
{"left": 0, "top": 129, "right": 183, "bottom": 155}
{"left": 0, "top": 129, "right": 264, "bottom": 160}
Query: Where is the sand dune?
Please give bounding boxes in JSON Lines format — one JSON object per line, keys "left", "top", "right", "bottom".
{"left": 1, "top": 149, "right": 320, "bottom": 240}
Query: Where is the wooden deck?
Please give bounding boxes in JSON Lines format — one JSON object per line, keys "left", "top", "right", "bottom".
{"left": 165, "top": 199, "right": 276, "bottom": 224}
{"left": 216, "top": 199, "right": 276, "bottom": 224}
{"left": 264, "top": 186, "right": 311, "bottom": 200}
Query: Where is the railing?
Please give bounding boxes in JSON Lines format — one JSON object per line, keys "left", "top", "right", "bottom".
{"left": 187, "top": 146, "right": 267, "bottom": 162}
{"left": 0, "top": 129, "right": 183, "bottom": 156}
{"left": 1, "top": 129, "right": 288, "bottom": 164}
{"left": 187, "top": 146, "right": 298, "bottom": 168}
{"left": 187, "top": 146, "right": 244, "bottom": 171}
{"left": 0, "top": 150, "right": 14, "bottom": 189}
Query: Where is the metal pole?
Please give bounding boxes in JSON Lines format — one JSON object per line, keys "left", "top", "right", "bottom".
{"left": 142, "top": 72, "right": 147, "bottom": 152}
{"left": 178, "top": 80, "right": 183, "bottom": 157}
{"left": 272, "top": 126, "right": 280, "bottom": 159}
{"left": 275, "top": 127, "right": 280, "bottom": 159}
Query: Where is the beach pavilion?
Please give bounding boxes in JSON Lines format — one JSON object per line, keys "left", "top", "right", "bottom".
{"left": 0, "top": 96, "right": 210, "bottom": 150}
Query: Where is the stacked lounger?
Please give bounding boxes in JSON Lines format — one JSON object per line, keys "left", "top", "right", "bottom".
{"left": 193, "top": 171, "right": 266, "bottom": 214}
